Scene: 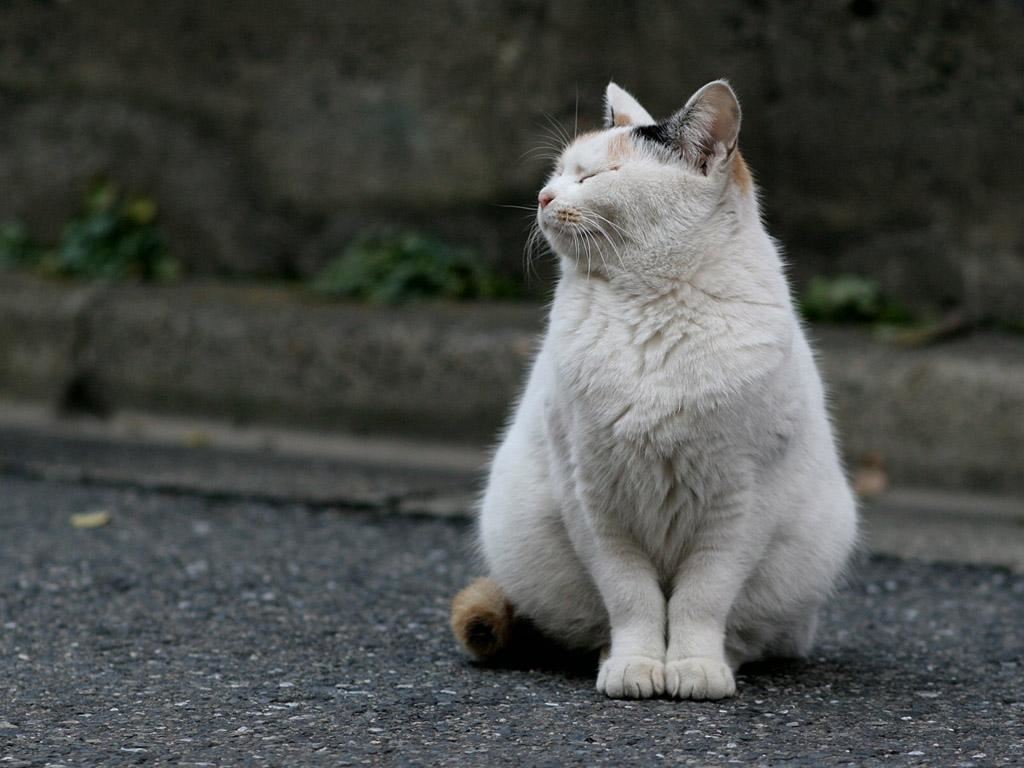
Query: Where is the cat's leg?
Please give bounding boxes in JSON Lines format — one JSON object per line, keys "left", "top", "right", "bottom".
{"left": 664, "top": 495, "right": 764, "bottom": 700}
{"left": 728, "top": 471, "right": 854, "bottom": 669}
{"left": 476, "top": 431, "right": 608, "bottom": 654}
{"left": 585, "top": 527, "right": 667, "bottom": 698}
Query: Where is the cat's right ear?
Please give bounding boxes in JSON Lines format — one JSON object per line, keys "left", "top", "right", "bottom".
{"left": 604, "top": 83, "right": 655, "bottom": 129}
{"left": 635, "top": 80, "right": 741, "bottom": 176}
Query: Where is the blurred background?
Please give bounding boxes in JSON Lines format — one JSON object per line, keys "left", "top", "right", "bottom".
{"left": 1, "top": 0, "right": 1022, "bottom": 497}
{"left": 2, "top": 6, "right": 1023, "bottom": 760}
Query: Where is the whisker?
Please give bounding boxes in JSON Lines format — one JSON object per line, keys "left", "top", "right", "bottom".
{"left": 589, "top": 229, "right": 610, "bottom": 275}
{"left": 575, "top": 222, "right": 596, "bottom": 281}
{"left": 580, "top": 222, "right": 605, "bottom": 276}
{"left": 525, "top": 135, "right": 565, "bottom": 150}
{"left": 587, "top": 211, "right": 630, "bottom": 238}
{"left": 583, "top": 223, "right": 612, "bottom": 275}
{"left": 540, "top": 112, "right": 572, "bottom": 147}
{"left": 494, "top": 203, "right": 539, "bottom": 212}
{"left": 522, "top": 218, "right": 555, "bottom": 286}
{"left": 570, "top": 227, "right": 581, "bottom": 271}
{"left": 574, "top": 86, "right": 579, "bottom": 138}
{"left": 520, "top": 143, "right": 564, "bottom": 158}
{"left": 522, "top": 224, "right": 537, "bottom": 284}
{"left": 577, "top": 211, "right": 627, "bottom": 272}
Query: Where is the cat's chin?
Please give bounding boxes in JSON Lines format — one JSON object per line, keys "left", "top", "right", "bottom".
{"left": 537, "top": 224, "right": 570, "bottom": 251}
{"left": 537, "top": 203, "right": 617, "bottom": 279}
{"left": 539, "top": 220, "right": 593, "bottom": 252}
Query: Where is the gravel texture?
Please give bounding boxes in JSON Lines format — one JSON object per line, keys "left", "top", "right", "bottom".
{"left": 0, "top": 475, "right": 1022, "bottom": 766}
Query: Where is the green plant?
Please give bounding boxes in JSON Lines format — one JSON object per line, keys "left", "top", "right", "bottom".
{"left": 0, "top": 221, "right": 43, "bottom": 269}
{"left": 43, "top": 180, "right": 179, "bottom": 281}
{"left": 313, "top": 230, "right": 519, "bottom": 304}
{"left": 1, "top": 180, "right": 178, "bottom": 281}
{"left": 800, "top": 274, "right": 913, "bottom": 324}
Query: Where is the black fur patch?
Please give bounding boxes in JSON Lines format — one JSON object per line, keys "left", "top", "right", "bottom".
{"left": 633, "top": 121, "right": 675, "bottom": 150}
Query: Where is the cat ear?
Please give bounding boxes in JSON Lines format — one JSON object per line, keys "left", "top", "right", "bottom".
{"left": 604, "top": 82, "right": 655, "bottom": 128}
{"left": 637, "top": 80, "right": 741, "bottom": 175}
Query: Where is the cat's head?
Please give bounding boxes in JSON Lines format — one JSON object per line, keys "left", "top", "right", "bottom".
{"left": 536, "top": 80, "right": 753, "bottom": 280}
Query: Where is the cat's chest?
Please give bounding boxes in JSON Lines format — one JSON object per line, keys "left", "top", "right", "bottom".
{"left": 546, "top": 320, "right": 742, "bottom": 506}
{"left": 550, "top": 291, "right": 724, "bottom": 442}
{"left": 546, "top": 390, "right": 739, "bottom": 566}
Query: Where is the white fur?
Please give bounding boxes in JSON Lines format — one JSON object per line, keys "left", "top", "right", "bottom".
{"left": 479, "top": 81, "right": 858, "bottom": 700}
{"left": 604, "top": 82, "right": 655, "bottom": 128}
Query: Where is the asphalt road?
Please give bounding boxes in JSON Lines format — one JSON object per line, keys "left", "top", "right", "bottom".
{"left": 1, "top": 470, "right": 1022, "bottom": 767}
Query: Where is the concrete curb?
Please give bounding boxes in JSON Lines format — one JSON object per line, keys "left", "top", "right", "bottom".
{"left": 1, "top": 274, "right": 1022, "bottom": 495}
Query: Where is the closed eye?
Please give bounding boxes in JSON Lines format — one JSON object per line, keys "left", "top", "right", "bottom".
{"left": 578, "top": 165, "right": 620, "bottom": 183}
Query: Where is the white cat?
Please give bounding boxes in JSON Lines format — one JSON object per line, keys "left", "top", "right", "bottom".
{"left": 451, "top": 81, "right": 858, "bottom": 700}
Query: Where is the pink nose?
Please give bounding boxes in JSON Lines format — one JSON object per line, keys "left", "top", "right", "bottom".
{"left": 538, "top": 190, "right": 555, "bottom": 209}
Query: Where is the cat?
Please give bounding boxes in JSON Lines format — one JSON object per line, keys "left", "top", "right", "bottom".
{"left": 451, "top": 80, "right": 858, "bottom": 700}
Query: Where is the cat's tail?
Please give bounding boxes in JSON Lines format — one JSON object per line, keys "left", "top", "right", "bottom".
{"left": 450, "top": 577, "right": 514, "bottom": 659}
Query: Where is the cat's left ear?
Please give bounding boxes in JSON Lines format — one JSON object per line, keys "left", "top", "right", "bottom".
{"left": 638, "top": 80, "right": 741, "bottom": 175}
{"left": 604, "top": 82, "right": 655, "bottom": 128}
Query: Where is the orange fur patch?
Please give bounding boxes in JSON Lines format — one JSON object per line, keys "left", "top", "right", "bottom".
{"left": 731, "top": 150, "right": 753, "bottom": 194}
{"left": 608, "top": 132, "right": 633, "bottom": 161}
{"left": 451, "top": 577, "right": 513, "bottom": 659}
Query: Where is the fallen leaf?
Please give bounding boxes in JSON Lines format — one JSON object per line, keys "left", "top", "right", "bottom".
{"left": 184, "top": 430, "right": 211, "bottom": 448}
{"left": 853, "top": 452, "right": 889, "bottom": 498}
{"left": 70, "top": 510, "right": 111, "bottom": 529}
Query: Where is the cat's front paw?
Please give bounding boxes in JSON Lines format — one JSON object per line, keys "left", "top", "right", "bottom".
{"left": 596, "top": 655, "right": 665, "bottom": 699}
{"left": 665, "top": 657, "right": 736, "bottom": 700}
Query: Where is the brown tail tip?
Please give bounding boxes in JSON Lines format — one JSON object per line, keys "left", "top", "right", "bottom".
{"left": 451, "top": 577, "right": 513, "bottom": 660}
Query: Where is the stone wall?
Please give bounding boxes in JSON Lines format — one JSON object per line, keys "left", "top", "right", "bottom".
{"left": 1, "top": 0, "right": 1022, "bottom": 321}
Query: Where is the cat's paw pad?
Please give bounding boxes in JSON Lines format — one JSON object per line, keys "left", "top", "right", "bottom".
{"left": 596, "top": 655, "right": 665, "bottom": 699}
{"left": 665, "top": 657, "right": 736, "bottom": 700}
